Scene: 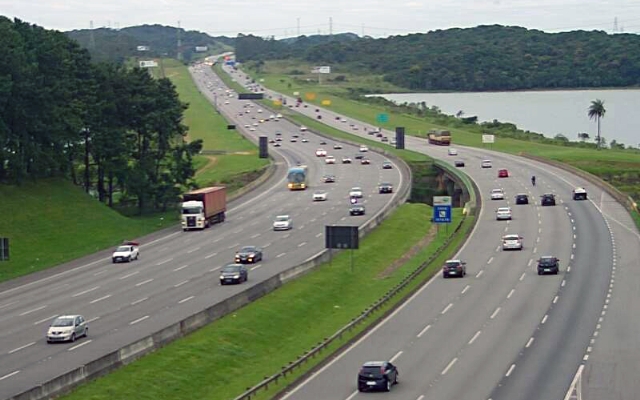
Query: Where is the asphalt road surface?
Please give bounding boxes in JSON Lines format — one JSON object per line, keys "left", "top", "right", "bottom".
{"left": 0, "top": 67, "right": 406, "bottom": 399}
{"left": 221, "top": 66, "right": 634, "bottom": 400}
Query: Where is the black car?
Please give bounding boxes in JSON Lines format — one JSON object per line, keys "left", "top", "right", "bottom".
{"left": 234, "top": 246, "right": 263, "bottom": 264}
{"left": 378, "top": 183, "right": 393, "bottom": 194}
{"left": 219, "top": 264, "right": 248, "bottom": 285}
{"left": 350, "top": 204, "right": 366, "bottom": 216}
{"left": 515, "top": 193, "right": 529, "bottom": 205}
{"left": 454, "top": 160, "right": 465, "bottom": 167}
{"left": 319, "top": 140, "right": 327, "bottom": 145}
{"left": 382, "top": 161, "right": 393, "bottom": 169}
{"left": 322, "top": 174, "right": 336, "bottom": 183}
{"left": 541, "top": 193, "right": 556, "bottom": 206}
{"left": 537, "top": 256, "right": 560, "bottom": 275}
{"left": 381, "top": 136, "right": 388, "bottom": 142}
{"left": 442, "top": 259, "right": 466, "bottom": 278}
{"left": 354, "top": 152, "right": 365, "bottom": 160}
{"left": 357, "top": 361, "right": 399, "bottom": 392}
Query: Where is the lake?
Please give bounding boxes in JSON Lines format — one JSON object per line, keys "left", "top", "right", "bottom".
{"left": 378, "top": 89, "right": 640, "bottom": 147}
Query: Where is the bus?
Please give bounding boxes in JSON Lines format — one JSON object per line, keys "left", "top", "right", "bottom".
{"left": 287, "top": 165, "right": 308, "bottom": 190}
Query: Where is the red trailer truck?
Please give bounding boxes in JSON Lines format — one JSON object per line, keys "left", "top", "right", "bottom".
{"left": 181, "top": 187, "right": 226, "bottom": 231}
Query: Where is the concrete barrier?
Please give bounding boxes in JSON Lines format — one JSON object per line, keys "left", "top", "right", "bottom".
{"left": 84, "top": 351, "right": 121, "bottom": 379}
{"left": 119, "top": 336, "right": 155, "bottom": 364}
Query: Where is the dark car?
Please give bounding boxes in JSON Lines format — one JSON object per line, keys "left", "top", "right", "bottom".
{"left": 354, "top": 152, "right": 365, "bottom": 160}
{"left": 319, "top": 140, "right": 327, "bottom": 145}
{"left": 541, "top": 193, "right": 556, "bottom": 206}
{"left": 322, "top": 174, "right": 336, "bottom": 183}
{"left": 357, "top": 361, "right": 399, "bottom": 392}
{"left": 382, "top": 161, "right": 393, "bottom": 169}
{"left": 350, "top": 204, "right": 366, "bottom": 216}
{"left": 537, "top": 256, "right": 560, "bottom": 275}
{"left": 381, "top": 136, "right": 388, "bottom": 142}
{"left": 454, "top": 160, "right": 465, "bottom": 167}
{"left": 498, "top": 168, "right": 509, "bottom": 178}
{"left": 515, "top": 193, "right": 529, "bottom": 205}
{"left": 378, "top": 183, "right": 393, "bottom": 194}
{"left": 442, "top": 259, "right": 466, "bottom": 278}
{"left": 376, "top": 132, "right": 384, "bottom": 138}
{"left": 219, "top": 264, "right": 248, "bottom": 285}
{"left": 234, "top": 246, "right": 263, "bottom": 264}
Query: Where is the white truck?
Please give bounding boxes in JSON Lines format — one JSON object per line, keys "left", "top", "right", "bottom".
{"left": 112, "top": 241, "right": 139, "bottom": 263}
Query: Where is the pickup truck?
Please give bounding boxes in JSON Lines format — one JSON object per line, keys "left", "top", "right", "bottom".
{"left": 112, "top": 241, "right": 139, "bottom": 263}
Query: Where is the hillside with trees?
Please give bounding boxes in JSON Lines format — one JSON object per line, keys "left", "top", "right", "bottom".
{"left": 235, "top": 25, "right": 640, "bottom": 92}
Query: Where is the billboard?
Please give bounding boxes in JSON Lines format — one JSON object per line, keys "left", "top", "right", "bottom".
{"left": 311, "top": 66, "right": 331, "bottom": 74}
{"left": 259, "top": 136, "right": 268, "bottom": 159}
{"left": 137, "top": 45, "right": 150, "bottom": 51}
{"left": 482, "top": 134, "right": 495, "bottom": 144}
{"left": 395, "top": 127, "right": 405, "bottom": 149}
{"left": 325, "top": 226, "right": 359, "bottom": 249}
{"left": 238, "top": 93, "right": 264, "bottom": 100}
{"left": 195, "top": 46, "right": 208, "bottom": 52}
{"left": 139, "top": 60, "right": 158, "bottom": 68}
{"left": 0, "top": 237, "right": 8, "bottom": 261}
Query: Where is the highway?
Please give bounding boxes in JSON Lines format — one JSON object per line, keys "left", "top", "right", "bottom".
{"left": 222, "top": 66, "right": 633, "bottom": 400}
{"left": 0, "top": 66, "right": 406, "bottom": 399}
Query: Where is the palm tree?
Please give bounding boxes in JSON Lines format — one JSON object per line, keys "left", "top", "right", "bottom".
{"left": 588, "top": 99, "right": 606, "bottom": 149}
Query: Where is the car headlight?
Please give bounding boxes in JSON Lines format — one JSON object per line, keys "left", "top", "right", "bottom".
{"left": 233, "top": 274, "right": 240, "bottom": 279}
{"left": 219, "top": 275, "right": 224, "bottom": 279}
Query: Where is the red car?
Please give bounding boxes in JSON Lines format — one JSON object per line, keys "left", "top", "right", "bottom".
{"left": 498, "top": 169, "right": 509, "bottom": 178}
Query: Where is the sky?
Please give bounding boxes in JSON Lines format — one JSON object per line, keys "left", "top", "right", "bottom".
{"left": 2, "top": 0, "right": 640, "bottom": 38}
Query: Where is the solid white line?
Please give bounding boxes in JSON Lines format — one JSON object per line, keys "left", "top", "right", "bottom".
{"left": 505, "top": 364, "right": 516, "bottom": 377}
{"left": 526, "top": 337, "right": 535, "bottom": 348}
{"left": 178, "top": 296, "right": 194, "bottom": 304}
{"left": 461, "top": 285, "right": 470, "bottom": 294}
{"left": 0, "top": 300, "right": 18, "bottom": 310}
{"left": 174, "top": 280, "right": 189, "bottom": 288}
{"left": 131, "top": 297, "right": 148, "bottom": 305}
{"left": 298, "top": 242, "right": 307, "bottom": 247}
{"left": 187, "top": 247, "right": 200, "bottom": 253}
{"left": 19, "top": 305, "right": 46, "bottom": 316}
{"left": 507, "top": 289, "right": 515, "bottom": 299}
{"left": 0, "top": 370, "right": 20, "bottom": 381}
{"left": 34, "top": 314, "right": 58, "bottom": 325}
{"left": 390, "top": 350, "right": 403, "bottom": 363}
{"left": 468, "top": 330, "right": 482, "bottom": 345}
{"left": 417, "top": 324, "right": 431, "bottom": 338}
{"left": 8, "top": 342, "right": 36, "bottom": 354}
{"left": 173, "top": 264, "right": 189, "bottom": 271}
{"left": 490, "top": 307, "right": 501, "bottom": 319}
{"left": 441, "top": 357, "right": 458, "bottom": 375}
{"left": 90, "top": 294, "right": 112, "bottom": 304}
{"left": 205, "top": 252, "right": 218, "bottom": 259}
{"left": 487, "top": 256, "right": 494, "bottom": 264}
{"left": 541, "top": 314, "right": 549, "bottom": 324}
{"left": 72, "top": 286, "right": 99, "bottom": 297}
{"left": 476, "top": 270, "right": 484, "bottom": 278}
{"left": 519, "top": 272, "right": 526, "bottom": 281}
{"left": 135, "top": 279, "right": 153, "bottom": 287}
{"left": 119, "top": 271, "right": 139, "bottom": 280}
{"left": 277, "top": 253, "right": 286, "bottom": 258}
{"left": 130, "top": 315, "right": 149, "bottom": 325}
{"left": 251, "top": 265, "right": 262, "bottom": 271}
{"left": 68, "top": 340, "right": 92, "bottom": 351}
{"left": 441, "top": 303, "right": 453, "bottom": 314}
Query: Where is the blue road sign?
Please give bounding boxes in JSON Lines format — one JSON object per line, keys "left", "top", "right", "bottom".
{"left": 433, "top": 205, "right": 452, "bottom": 223}
{"left": 376, "top": 113, "right": 389, "bottom": 123}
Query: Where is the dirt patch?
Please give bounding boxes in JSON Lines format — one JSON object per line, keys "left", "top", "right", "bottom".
{"left": 195, "top": 156, "right": 218, "bottom": 177}
{"left": 377, "top": 225, "right": 438, "bottom": 279}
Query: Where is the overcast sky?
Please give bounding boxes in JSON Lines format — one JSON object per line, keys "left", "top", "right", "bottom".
{"left": 2, "top": 0, "right": 640, "bottom": 38}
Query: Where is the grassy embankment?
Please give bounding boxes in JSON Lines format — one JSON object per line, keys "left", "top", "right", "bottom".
{"left": 0, "top": 60, "right": 266, "bottom": 283}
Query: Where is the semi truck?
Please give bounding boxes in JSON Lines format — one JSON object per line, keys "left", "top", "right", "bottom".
{"left": 181, "top": 186, "right": 226, "bottom": 231}
{"left": 428, "top": 129, "right": 451, "bottom": 146}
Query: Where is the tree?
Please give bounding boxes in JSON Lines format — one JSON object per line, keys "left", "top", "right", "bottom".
{"left": 577, "top": 132, "right": 590, "bottom": 141}
{"left": 587, "top": 99, "right": 606, "bottom": 149}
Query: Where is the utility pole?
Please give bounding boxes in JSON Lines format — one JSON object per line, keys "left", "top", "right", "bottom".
{"left": 177, "top": 21, "right": 183, "bottom": 61}
{"left": 89, "top": 21, "right": 95, "bottom": 50}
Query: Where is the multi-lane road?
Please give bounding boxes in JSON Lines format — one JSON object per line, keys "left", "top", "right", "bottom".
{"left": 0, "top": 67, "right": 405, "bottom": 399}
{"left": 220, "top": 65, "right": 639, "bottom": 400}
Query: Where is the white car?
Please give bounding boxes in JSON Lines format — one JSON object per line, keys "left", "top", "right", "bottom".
{"left": 359, "top": 145, "right": 368, "bottom": 152}
{"left": 340, "top": 118, "right": 347, "bottom": 123}
{"left": 269, "top": 114, "right": 275, "bottom": 120}
{"left": 333, "top": 143, "right": 343, "bottom": 150}
{"left": 481, "top": 159, "right": 492, "bottom": 168}
{"left": 490, "top": 188, "right": 505, "bottom": 200}
{"left": 573, "top": 187, "right": 587, "bottom": 200}
{"left": 46, "top": 315, "right": 88, "bottom": 343}
{"left": 325, "top": 156, "right": 336, "bottom": 164}
{"left": 349, "top": 187, "right": 364, "bottom": 198}
{"left": 313, "top": 190, "right": 328, "bottom": 201}
{"left": 300, "top": 126, "right": 308, "bottom": 132}
{"left": 315, "top": 148, "right": 327, "bottom": 157}
{"left": 112, "top": 242, "right": 139, "bottom": 263}
{"left": 276, "top": 113, "right": 283, "bottom": 119}
{"left": 273, "top": 215, "right": 293, "bottom": 231}
{"left": 257, "top": 109, "right": 263, "bottom": 113}
{"left": 448, "top": 148, "right": 458, "bottom": 156}
{"left": 496, "top": 207, "right": 512, "bottom": 220}
{"left": 502, "top": 234, "right": 524, "bottom": 250}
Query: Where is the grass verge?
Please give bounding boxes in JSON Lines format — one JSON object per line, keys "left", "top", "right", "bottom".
{"left": 61, "top": 204, "right": 471, "bottom": 400}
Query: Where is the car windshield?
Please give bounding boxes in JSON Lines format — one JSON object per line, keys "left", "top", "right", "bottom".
{"left": 517, "top": 194, "right": 527, "bottom": 198}
{"left": 351, "top": 187, "right": 361, "bottom": 191}
{"left": 497, "top": 208, "right": 511, "bottom": 212}
{"left": 360, "top": 366, "right": 384, "bottom": 377}
{"left": 222, "top": 265, "right": 241, "bottom": 273}
{"left": 239, "top": 247, "right": 256, "bottom": 253}
{"left": 492, "top": 189, "right": 503, "bottom": 193}
{"left": 539, "top": 257, "right": 556, "bottom": 266}
{"left": 52, "top": 318, "right": 74, "bottom": 327}
{"left": 182, "top": 206, "right": 202, "bottom": 214}
{"left": 504, "top": 235, "right": 520, "bottom": 241}
{"left": 115, "top": 246, "right": 131, "bottom": 252}
{"left": 275, "top": 216, "right": 289, "bottom": 222}
{"left": 315, "top": 191, "right": 326, "bottom": 195}
{"left": 445, "top": 261, "right": 461, "bottom": 268}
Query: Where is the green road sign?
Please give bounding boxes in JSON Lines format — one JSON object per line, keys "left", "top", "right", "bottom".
{"left": 376, "top": 113, "right": 389, "bottom": 123}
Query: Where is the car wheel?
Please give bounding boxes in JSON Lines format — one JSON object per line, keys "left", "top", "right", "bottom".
{"left": 538, "top": 271, "right": 542, "bottom": 275}
{"left": 127, "top": 256, "right": 131, "bottom": 262}
{"left": 555, "top": 270, "right": 559, "bottom": 275}
{"left": 394, "top": 373, "right": 398, "bottom": 384}
{"left": 443, "top": 274, "right": 448, "bottom": 279}
{"left": 135, "top": 254, "right": 139, "bottom": 260}
{"left": 84, "top": 328, "right": 88, "bottom": 338}
{"left": 385, "top": 378, "right": 392, "bottom": 392}
{"left": 70, "top": 333, "right": 76, "bottom": 342}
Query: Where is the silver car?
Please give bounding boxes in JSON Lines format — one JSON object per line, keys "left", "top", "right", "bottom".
{"left": 46, "top": 315, "right": 88, "bottom": 343}
{"left": 273, "top": 215, "right": 293, "bottom": 231}
{"left": 502, "top": 234, "right": 523, "bottom": 250}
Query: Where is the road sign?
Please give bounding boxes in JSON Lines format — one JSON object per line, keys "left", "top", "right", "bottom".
{"left": 482, "top": 134, "right": 495, "bottom": 144}
{"left": 433, "top": 196, "right": 452, "bottom": 206}
{"left": 376, "top": 113, "right": 389, "bottom": 123}
{"left": 433, "top": 205, "right": 452, "bottom": 224}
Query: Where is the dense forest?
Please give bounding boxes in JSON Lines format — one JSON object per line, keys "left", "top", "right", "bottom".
{"left": 66, "top": 24, "right": 234, "bottom": 64}
{"left": 0, "top": 17, "right": 202, "bottom": 213}
{"left": 235, "top": 25, "right": 640, "bottom": 92}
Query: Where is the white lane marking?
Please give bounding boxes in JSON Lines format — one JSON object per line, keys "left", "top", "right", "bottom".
{"left": 490, "top": 307, "right": 501, "bottom": 319}
{"left": 87, "top": 316, "right": 100, "bottom": 323}
{"left": 8, "top": 342, "right": 36, "bottom": 354}
{"left": 487, "top": 257, "right": 494, "bottom": 264}
{"left": 572, "top": 243, "right": 576, "bottom": 249}
{"left": 187, "top": 247, "right": 200, "bottom": 253}
{"left": 573, "top": 234, "right": 577, "bottom": 239}
{"left": 298, "top": 242, "right": 307, "bottom": 247}
{"left": 19, "top": 305, "right": 46, "bottom": 316}
{"left": 526, "top": 337, "right": 535, "bottom": 348}
{"left": 0, "top": 300, "right": 18, "bottom": 310}
{"left": 130, "top": 315, "right": 149, "bottom": 325}
{"left": 93, "top": 269, "right": 109, "bottom": 276}
{"left": 277, "top": 253, "right": 286, "bottom": 258}
{"left": 461, "top": 285, "right": 470, "bottom": 294}
{"left": 212, "top": 237, "right": 222, "bottom": 243}
{"left": 0, "top": 370, "right": 20, "bottom": 381}
{"left": 345, "top": 390, "right": 359, "bottom": 400}
{"left": 119, "top": 271, "right": 139, "bottom": 280}
{"left": 68, "top": 340, "right": 92, "bottom": 351}
{"left": 131, "top": 297, "right": 148, "bottom": 305}
{"left": 390, "top": 350, "right": 403, "bottom": 363}
{"left": 263, "top": 242, "right": 272, "bottom": 248}
{"left": 417, "top": 324, "right": 431, "bottom": 338}
{"left": 316, "top": 232, "right": 322, "bottom": 237}
{"left": 441, "top": 357, "right": 458, "bottom": 375}
{"left": 468, "top": 330, "right": 482, "bottom": 345}
{"left": 476, "top": 270, "right": 484, "bottom": 278}
{"left": 542, "top": 314, "right": 549, "bottom": 324}
{"left": 553, "top": 296, "right": 559, "bottom": 304}
{"left": 135, "top": 279, "right": 153, "bottom": 287}
{"left": 173, "top": 264, "right": 189, "bottom": 271}
{"left": 567, "top": 266, "right": 571, "bottom": 272}
{"left": 250, "top": 233, "right": 261, "bottom": 239}
{"left": 251, "top": 265, "right": 262, "bottom": 271}
{"left": 34, "top": 314, "right": 58, "bottom": 325}
{"left": 519, "top": 272, "right": 526, "bottom": 281}
{"left": 205, "top": 252, "right": 218, "bottom": 259}
{"left": 227, "top": 243, "right": 240, "bottom": 249}
{"left": 441, "top": 303, "right": 453, "bottom": 314}
{"left": 527, "top": 259, "right": 533, "bottom": 267}
{"left": 505, "top": 364, "right": 516, "bottom": 377}
{"left": 174, "top": 280, "right": 189, "bottom": 288}
{"left": 570, "top": 254, "right": 574, "bottom": 260}
{"left": 507, "top": 289, "right": 515, "bottom": 299}
{"left": 417, "top": 396, "right": 425, "bottom": 400}
{"left": 561, "top": 279, "right": 567, "bottom": 287}
{"left": 178, "top": 296, "right": 194, "bottom": 304}
{"left": 209, "top": 266, "right": 222, "bottom": 272}
{"left": 90, "top": 294, "right": 112, "bottom": 304}
{"left": 72, "top": 286, "right": 99, "bottom": 297}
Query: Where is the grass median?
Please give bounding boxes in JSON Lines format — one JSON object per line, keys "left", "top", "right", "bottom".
{"left": 61, "top": 204, "right": 471, "bottom": 400}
